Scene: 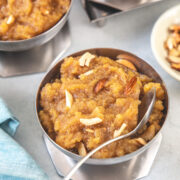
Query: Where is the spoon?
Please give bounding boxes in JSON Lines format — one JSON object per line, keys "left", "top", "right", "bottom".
{"left": 64, "top": 88, "right": 156, "bottom": 180}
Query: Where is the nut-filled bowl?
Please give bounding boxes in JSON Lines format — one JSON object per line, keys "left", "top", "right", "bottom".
{"left": 0, "top": 0, "right": 73, "bottom": 52}
{"left": 36, "top": 48, "right": 168, "bottom": 165}
{"left": 151, "top": 4, "right": 180, "bottom": 81}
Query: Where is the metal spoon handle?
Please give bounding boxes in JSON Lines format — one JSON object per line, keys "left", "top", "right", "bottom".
{"left": 63, "top": 130, "right": 135, "bottom": 180}
{"left": 64, "top": 88, "right": 156, "bottom": 180}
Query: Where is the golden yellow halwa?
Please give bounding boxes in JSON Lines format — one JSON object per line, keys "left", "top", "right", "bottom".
{"left": 0, "top": 0, "right": 70, "bottom": 40}
{"left": 39, "top": 53, "right": 165, "bottom": 159}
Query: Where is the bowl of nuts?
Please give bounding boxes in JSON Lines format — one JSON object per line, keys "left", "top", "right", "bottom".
{"left": 151, "top": 4, "right": 180, "bottom": 81}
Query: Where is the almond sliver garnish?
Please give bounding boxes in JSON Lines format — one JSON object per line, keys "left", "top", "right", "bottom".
{"left": 113, "top": 123, "right": 127, "bottom": 138}
{"left": 168, "top": 55, "right": 180, "bottom": 63}
{"left": 79, "top": 52, "right": 95, "bottom": 67}
{"left": 80, "top": 117, "right": 102, "bottom": 126}
{"left": 7, "top": 15, "right": 15, "bottom": 25}
{"left": 79, "top": 70, "right": 94, "bottom": 78}
{"left": 85, "top": 128, "right": 94, "bottom": 133}
{"left": 136, "top": 138, "right": 146, "bottom": 145}
{"left": 65, "top": 90, "right": 73, "bottom": 108}
{"left": 116, "top": 59, "right": 137, "bottom": 71}
{"left": 85, "top": 54, "right": 95, "bottom": 66}
{"left": 79, "top": 54, "right": 86, "bottom": 66}
{"left": 83, "top": 70, "right": 94, "bottom": 76}
{"left": 124, "top": 76, "right": 137, "bottom": 95}
{"left": 78, "top": 142, "right": 87, "bottom": 156}
{"left": 94, "top": 78, "right": 107, "bottom": 93}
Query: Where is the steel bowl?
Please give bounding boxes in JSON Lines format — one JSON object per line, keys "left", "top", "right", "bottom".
{"left": 36, "top": 48, "right": 169, "bottom": 165}
{"left": 0, "top": 0, "right": 73, "bottom": 52}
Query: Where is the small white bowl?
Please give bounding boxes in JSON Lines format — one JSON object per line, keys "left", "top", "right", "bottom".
{"left": 151, "top": 4, "right": 180, "bottom": 81}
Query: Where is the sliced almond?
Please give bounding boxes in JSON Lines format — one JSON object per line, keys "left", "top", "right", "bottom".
{"left": 165, "top": 24, "right": 180, "bottom": 71}
{"left": 168, "top": 48, "right": 180, "bottom": 57}
{"left": 79, "top": 70, "right": 94, "bottom": 78}
{"left": 94, "top": 78, "right": 107, "bottom": 93}
{"left": 83, "top": 69, "right": 94, "bottom": 76}
{"left": 44, "top": 10, "right": 50, "bottom": 15}
{"left": 166, "top": 36, "right": 176, "bottom": 50}
{"left": 6, "top": 15, "right": 15, "bottom": 25}
{"left": 171, "top": 63, "right": 180, "bottom": 71}
{"left": 85, "top": 54, "right": 95, "bottom": 66}
{"left": 124, "top": 76, "right": 137, "bottom": 95}
{"left": 169, "top": 24, "right": 180, "bottom": 32}
{"left": 113, "top": 123, "right": 127, "bottom": 138}
{"left": 136, "top": 138, "right": 147, "bottom": 145}
{"left": 78, "top": 142, "right": 87, "bottom": 156}
{"left": 79, "top": 54, "right": 87, "bottom": 66}
{"left": 85, "top": 128, "right": 94, "bottom": 133}
{"left": 65, "top": 90, "right": 73, "bottom": 108}
{"left": 173, "top": 33, "right": 180, "bottom": 44}
{"left": 79, "top": 52, "right": 95, "bottom": 67}
{"left": 168, "top": 55, "right": 180, "bottom": 63}
{"left": 80, "top": 117, "right": 102, "bottom": 126}
{"left": 117, "top": 54, "right": 134, "bottom": 61}
{"left": 116, "top": 59, "right": 137, "bottom": 71}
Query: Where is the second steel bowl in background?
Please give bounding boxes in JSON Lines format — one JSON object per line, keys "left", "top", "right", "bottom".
{"left": 0, "top": 0, "right": 73, "bottom": 52}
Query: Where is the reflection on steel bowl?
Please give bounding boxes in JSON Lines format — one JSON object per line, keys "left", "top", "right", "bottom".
{"left": 0, "top": 0, "right": 72, "bottom": 51}
{"left": 36, "top": 48, "right": 168, "bottom": 165}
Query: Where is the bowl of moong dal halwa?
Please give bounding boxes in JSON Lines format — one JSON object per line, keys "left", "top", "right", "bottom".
{"left": 36, "top": 48, "right": 168, "bottom": 165}
{"left": 0, "top": 0, "right": 72, "bottom": 51}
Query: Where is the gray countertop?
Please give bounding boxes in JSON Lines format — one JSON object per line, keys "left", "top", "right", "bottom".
{"left": 0, "top": 0, "right": 180, "bottom": 179}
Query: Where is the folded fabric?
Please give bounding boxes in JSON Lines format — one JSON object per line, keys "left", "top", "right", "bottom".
{"left": 0, "top": 98, "right": 49, "bottom": 180}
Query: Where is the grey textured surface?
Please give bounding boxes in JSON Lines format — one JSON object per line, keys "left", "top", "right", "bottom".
{"left": 0, "top": 0, "right": 180, "bottom": 179}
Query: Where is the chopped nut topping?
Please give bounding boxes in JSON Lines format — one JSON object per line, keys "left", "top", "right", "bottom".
{"left": 116, "top": 59, "right": 137, "bottom": 71}
{"left": 168, "top": 55, "right": 180, "bottom": 63}
{"left": 168, "top": 48, "right": 180, "bottom": 57}
{"left": 85, "top": 128, "right": 94, "bottom": 133}
{"left": 124, "top": 76, "right": 137, "bottom": 95}
{"left": 6, "top": 15, "right": 15, "bottom": 25}
{"left": 136, "top": 138, "right": 147, "bottom": 145}
{"left": 166, "top": 37, "right": 176, "bottom": 50}
{"left": 80, "top": 117, "right": 102, "bottom": 126}
{"left": 171, "top": 63, "right": 180, "bottom": 70}
{"left": 79, "top": 52, "right": 95, "bottom": 67}
{"left": 83, "top": 70, "right": 94, "bottom": 76}
{"left": 65, "top": 90, "right": 73, "bottom": 108}
{"left": 164, "top": 24, "right": 180, "bottom": 71}
{"left": 78, "top": 142, "right": 87, "bottom": 156}
{"left": 85, "top": 55, "right": 95, "bottom": 66}
{"left": 79, "top": 70, "right": 94, "bottom": 78}
{"left": 94, "top": 78, "right": 107, "bottom": 93}
{"left": 44, "top": 10, "right": 50, "bottom": 15}
{"left": 113, "top": 123, "right": 127, "bottom": 138}
{"left": 169, "top": 24, "right": 180, "bottom": 32}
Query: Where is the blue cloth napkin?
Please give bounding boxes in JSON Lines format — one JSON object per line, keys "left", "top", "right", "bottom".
{"left": 0, "top": 98, "right": 49, "bottom": 180}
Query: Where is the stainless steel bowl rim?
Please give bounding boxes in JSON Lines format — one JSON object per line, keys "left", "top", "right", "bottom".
{"left": 36, "top": 48, "right": 169, "bottom": 165}
{"left": 0, "top": 0, "right": 73, "bottom": 51}
{"left": 0, "top": 0, "right": 73, "bottom": 44}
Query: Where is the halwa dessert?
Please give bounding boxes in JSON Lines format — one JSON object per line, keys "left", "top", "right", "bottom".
{"left": 0, "top": 0, "right": 70, "bottom": 40}
{"left": 164, "top": 24, "right": 180, "bottom": 71}
{"left": 39, "top": 52, "right": 165, "bottom": 159}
